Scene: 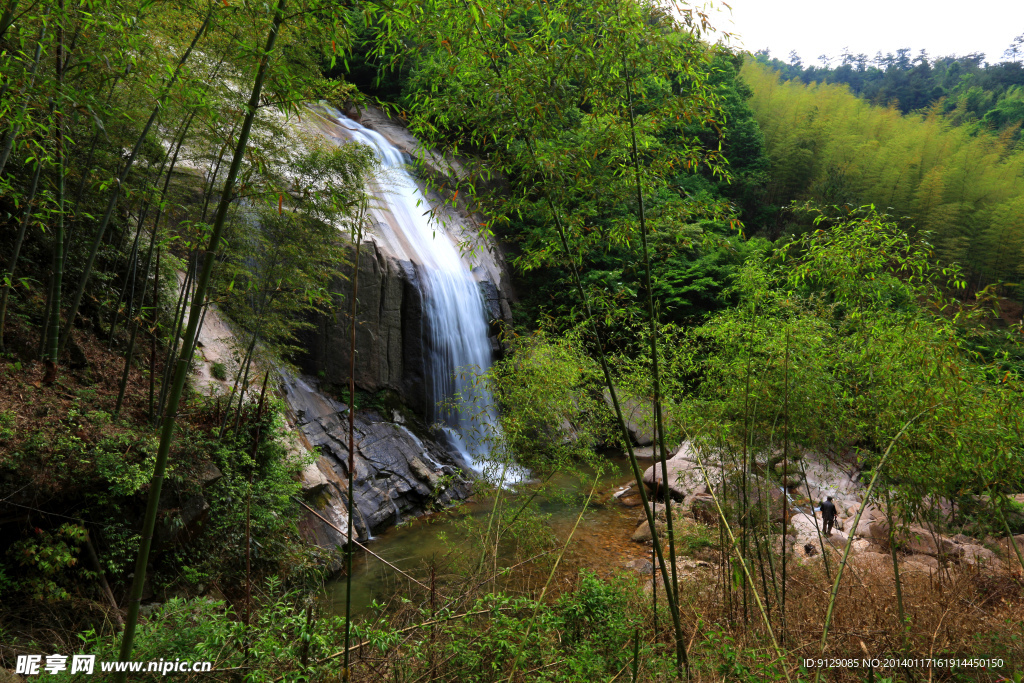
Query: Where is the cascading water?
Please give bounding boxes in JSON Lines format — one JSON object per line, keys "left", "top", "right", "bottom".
{"left": 307, "top": 103, "right": 499, "bottom": 473}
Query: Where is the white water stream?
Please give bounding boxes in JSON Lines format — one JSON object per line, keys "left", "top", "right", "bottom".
{"left": 308, "top": 103, "right": 499, "bottom": 473}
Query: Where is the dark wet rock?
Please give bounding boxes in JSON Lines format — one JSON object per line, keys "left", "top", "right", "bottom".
{"left": 617, "top": 494, "right": 644, "bottom": 508}
{"left": 198, "top": 462, "right": 222, "bottom": 486}
{"left": 294, "top": 241, "right": 509, "bottom": 419}
{"left": 284, "top": 375, "right": 471, "bottom": 551}
{"left": 295, "top": 242, "right": 428, "bottom": 414}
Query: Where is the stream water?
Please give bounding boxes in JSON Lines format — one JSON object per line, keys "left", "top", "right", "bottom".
{"left": 324, "top": 454, "right": 652, "bottom": 618}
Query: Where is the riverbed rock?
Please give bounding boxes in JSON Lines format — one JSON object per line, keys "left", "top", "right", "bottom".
{"left": 789, "top": 512, "right": 848, "bottom": 551}
{"left": 603, "top": 390, "right": 655, "bottom": 446}
{"left": 689, "top": 494, "right": 719, "bottom": 525}
{"left": 902, "top": 556, "right": 939, "bottom": 576}
{"left": 625, "top": 558, "right": 653, "bottom": 574}
{"left": 904, "top": 554, "right": 939, "bottom": 569}
{"left": 631, "top": 521, "right": 667, "bottom": 543}
{"left": 284, "top": 375, "right": 471, "bottom": 548}
{"left": 641, "top": 442, "right": 722, "bottom": 500}
{"left": 869, "top": 521, "right": 963, "bottom": 560}
{"left": 959, "top": 543, "right": 999, "bottom": 567}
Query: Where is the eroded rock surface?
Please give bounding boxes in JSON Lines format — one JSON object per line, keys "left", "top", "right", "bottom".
{"left": 284, "top": 375, "right": 471, "bottom": 552}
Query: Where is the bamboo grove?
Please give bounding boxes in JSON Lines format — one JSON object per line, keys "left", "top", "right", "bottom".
{"left": 741, "top": 60, "right": 1024, "bottom": 292}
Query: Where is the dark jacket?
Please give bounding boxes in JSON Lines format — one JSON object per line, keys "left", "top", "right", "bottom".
{"left": 820, "top": 500, "right": 837, "bottom": 521}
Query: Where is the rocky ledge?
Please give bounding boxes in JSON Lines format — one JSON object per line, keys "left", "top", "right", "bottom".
{"left": 283, "top": 375, "right": 471, "bottom": 558}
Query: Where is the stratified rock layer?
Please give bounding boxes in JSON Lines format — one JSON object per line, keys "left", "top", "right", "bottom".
{"left": 285, "top": 375, "right": 470, "bottom": 552}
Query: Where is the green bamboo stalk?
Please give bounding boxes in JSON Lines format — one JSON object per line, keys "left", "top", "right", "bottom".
{"left": 155, "top": 254, "right": 195, "bottom": 422}
{"left": 781, "top": 331, "right": 789, "bottom": 639}
{"left": 114, "top": 1, "right": 287, "bottom": 673}
{"left": 0, "top": 154, "right": 43, "bottom": 350}
{"left": 109, "top": 110, "right": 197, "bottom": 343}
{"left": 43, "top": 2, "right": 65, "bottom": 385}
{"left": 342, "top": 217, "right": 363, "bottom": 683}
{"left": 624, "top": 57, "right": 681, "bottom": 614}
{"left": 57, "top": 9, "right": 212, "bottom": 358}
{"left": 884, "top": 489, "right": 907, "bottom": 648}
{"left": 114, "top": 235, "right": 161, "bottom": 416}
{"left": 0, "top": 28, "right": 45, "bottom": 177}
{"left": 148, "top": 247, "right": 160, "bottom": 419}
{"left": 0, "top": 0, "right": 17, "bottom": 43}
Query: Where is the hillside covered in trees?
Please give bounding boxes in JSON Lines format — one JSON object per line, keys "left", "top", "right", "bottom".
{"left": 1, "top": 0, "right": 1023, "bottom": 680}
{"left": 753, "top": 39, "right": 1024, "bottom": 132}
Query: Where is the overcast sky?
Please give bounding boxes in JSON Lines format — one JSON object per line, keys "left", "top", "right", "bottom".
{"left": 703, "top": 0, "right": 1024, "bottom": 66}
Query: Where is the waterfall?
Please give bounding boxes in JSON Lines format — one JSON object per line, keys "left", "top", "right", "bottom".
{"left": 307, "top": 103, "right": 499, "bottom": 474}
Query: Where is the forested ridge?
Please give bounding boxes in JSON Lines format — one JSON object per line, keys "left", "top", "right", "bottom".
{"left": 1, "top": 0, "right": 1023, "bottom": 680}
{"left": 753, "top": 40, "right": 1024, "bottom": 131}
{"left": 741, "top": 60, "right": 1024, "bottom": 295}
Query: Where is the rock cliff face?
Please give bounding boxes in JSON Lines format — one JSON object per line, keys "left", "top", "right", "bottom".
{"left": 295, "top": 241, "right": 429, "bottom": 414}
{"left": 294, "top": 239, "right": 513, "bottom": 419}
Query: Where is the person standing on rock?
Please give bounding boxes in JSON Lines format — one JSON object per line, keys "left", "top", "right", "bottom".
{"left": 820, "top": 496, "right": 837, "bottom": 536}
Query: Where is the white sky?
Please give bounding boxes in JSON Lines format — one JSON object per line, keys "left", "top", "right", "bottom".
{"left": 702, "top": 0, "right": 1024, "bottom": 66}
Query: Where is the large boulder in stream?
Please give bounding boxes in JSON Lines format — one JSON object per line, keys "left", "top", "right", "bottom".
{"left": 642, "top": 442, "right": 724, "bottom": 500}
{"left": 284, "top": 375, "right": 471, "bottom": 551}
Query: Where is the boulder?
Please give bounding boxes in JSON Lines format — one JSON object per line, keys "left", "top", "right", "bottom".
{"left": 674, "top": 557, "right": 714, "bottom": 576}
{"left": 636, "top": 501, "right": 686, "bottom": 524}
{"left": 617, "top": 494, "right": 644, "bottom": 508}
{"left": 198, "top": 462, "right": 223, "bottom": 486}
{"left": 300, "top": 461, "right": 331, "bottom": 495}
{"left": 904, "top": 554, "right": 939, "bottom": 570}
{"left": 902, "top": 557, "right": 939, "bottom": 576}
{"left": 849, "top": 538, "right": 874, "bottom": 554}
{"left": 642, "top": 442, "right": 722, "bottom": 500}
{"left": 284, "top": 375, "right": 471, "bottom": 547}
{"left": 631, "top": 521, "right": 666, "bottom": 543}
{"left": 604, "top": 389, "right": 656, "bottom": 446}
{"left": 689, "top": 495, "right": 719, "bottom": 526}
{"left": 869, "top": 522, "right": 962, "bottom": 560}
{"left": 625, "top": 558, "right": 653, "bottom": 575}
{"left": 959, "top": 544, "right": 998, "bottom": 567}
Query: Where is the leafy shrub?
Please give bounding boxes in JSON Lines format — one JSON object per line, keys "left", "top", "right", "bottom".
{"left": 210, "top": 362, "right": 227, "bottom": 381}
{"left": 0, "top": 410, "right": 15, "bottom": 441}
{"left": 4, "top": 524, "right": 88, "bottom": 601}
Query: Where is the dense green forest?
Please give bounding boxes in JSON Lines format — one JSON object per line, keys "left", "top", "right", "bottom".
{"left": 1, "top": 0, "right": 1023, "bottom": 680}
{"left": 753, "top": 41, "right": 1024, "bottom": 131}
{"left": 740, "top": 60, "right": 1024, "bottom": 293}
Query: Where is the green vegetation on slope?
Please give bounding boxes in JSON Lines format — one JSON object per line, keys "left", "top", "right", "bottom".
{"left": 753, "top": 43, "right": 1024, "bottom": 134}
{"left": 742, "top": 59, "right": 1024, "bottom": 293}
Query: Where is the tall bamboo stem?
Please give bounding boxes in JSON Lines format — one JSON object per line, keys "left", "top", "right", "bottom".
{"left": 114, "top": 1, "right": 287, "bottom": 673}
